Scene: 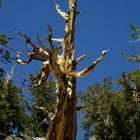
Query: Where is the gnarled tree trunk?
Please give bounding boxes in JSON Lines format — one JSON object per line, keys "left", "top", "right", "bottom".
{"left": 46, "top": 1, "right": 77, "bottom": 139}
{"left": 15, "top": 0, "right": 108, "bottom": 140}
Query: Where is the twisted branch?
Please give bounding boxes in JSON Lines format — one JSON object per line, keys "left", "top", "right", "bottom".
{"left": 15, "top": 31, "right": 50, "bottom": 64}
{"left": 66, "top": 49, "right": 109, "bottom": 77}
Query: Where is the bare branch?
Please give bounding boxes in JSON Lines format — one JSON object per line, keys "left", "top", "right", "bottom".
{"left": 3, "top": 44, "right": 18, "bottom": 53}
{"left": 16, "top": 49, "right": 50, "bottom": 64}
{"left": 34, "top": 105, "right": 46, "bottom": 112}
{"left": 34, "top": 105, "right": 55, "bottom": 122}
{"left": 52, "top": 0, "right": 69, "bottom": 21}
{"left": 36, "top": 33, "right": 50, "bottom": 55}
{"left": 31, "top": 62, "right": 50, "bottom": 87}
{"left": 15, "top": 31, "right": 40, "bottom": 51}
{"left": 75, "top": 54, "right": 87, "bottom": 65}
{"left": 130, "top": 24, "right": 140, "bottom": 33}
{"left": 51, "top": 38, "right": 63, "bottom": 43}
{"left": 17, "top": 51, "right": 32, "bottom": 55}
{"left": 4, "top": 64, "right": 16, "bottom": 84}
{"left": 46, "top": 25, "right": 55, "bottom": 51}
{"left": 66, "top": 49, "right": 109, "bottom": 77}
{"left": 36, "top": 33, "right": 43, "bottom": 47}
{"left": 15, "top": 32, "right": 50, "bottom": 65}
{"left": 16, "top": 54, "right": 32, "bottom": 64}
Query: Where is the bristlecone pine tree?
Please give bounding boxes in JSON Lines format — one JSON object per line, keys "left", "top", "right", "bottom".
{"left": 15, "top": 0, "right": 108, "bottom": 139}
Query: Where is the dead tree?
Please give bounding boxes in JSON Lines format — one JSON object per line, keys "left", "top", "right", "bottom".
{"left": 15, "top": 0, "right": 108, "bottom": 139}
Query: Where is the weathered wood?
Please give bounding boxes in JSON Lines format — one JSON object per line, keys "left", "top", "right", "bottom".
{"left": 46, "top": 0, "right": 77, "bottom": 139}
{"left": 15, "top": 0, "right": 108, "bottom": 139}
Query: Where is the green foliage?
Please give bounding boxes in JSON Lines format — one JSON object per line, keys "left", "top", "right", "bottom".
{"left": 0, "top": 37, "right": 56, "bottom": 137}
{"left": 126, "top": 24, "right": 140, "bottom": 63}
{"left": 0, "top": 33, "right": 14, "bottom": 63}
{"left": 0, "top": 33, "right": 26, "bottom": 138}
{"left": 126, "top": 53, "right": 140, "bottom": 63}
{"left": 24, "top": 77, "right": 56, "bottom": 137}
{"left": 80, "top": 70, "right": 140, "bottom": 140}
{"left": 121, "top": 24, "right": 140, "bottom": 63}
{"left": 0, "top": 33, "right": 13, "bottom": 47}
{"left": 0, "top": 76, "right": 28, "bottom": 139}
{"left": 0, "top": 34, "right": 9, "bottom": 45}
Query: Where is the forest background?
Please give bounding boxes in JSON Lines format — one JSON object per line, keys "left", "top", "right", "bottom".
{"left": 0, "top": 0, "right": 140, "bottom": 140}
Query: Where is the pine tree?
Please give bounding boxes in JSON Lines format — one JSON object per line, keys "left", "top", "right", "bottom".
{"left": 0, "top": 34, "right": 28, "bottom": 139}
{"left": 80, "top": 70, "right": 140, "bottom": 140}
{"left": 25, "top": 77, "right": 56, "bottom": 137}
{"left": 0, "top": 74, "right": 28, "bottom": 139}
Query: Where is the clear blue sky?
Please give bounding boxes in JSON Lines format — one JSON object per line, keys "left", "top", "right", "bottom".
{"left": 0, "top": 0, "right": 140, "bottom": 139}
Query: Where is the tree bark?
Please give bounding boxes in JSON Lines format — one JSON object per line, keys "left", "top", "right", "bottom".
{"left": 46, "top": 1, "right": 77, "bottom": 140}
{"left": 15, "top": 0, "right": 108, "bottom": 139}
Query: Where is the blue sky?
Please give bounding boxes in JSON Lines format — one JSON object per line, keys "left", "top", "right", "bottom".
{"left": 0, "top": 0, "right": 140, "bottom": 139}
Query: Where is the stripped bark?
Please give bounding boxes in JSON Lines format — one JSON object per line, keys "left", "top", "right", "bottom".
{"left": 15, "top": 0, "right": 108, "bottom": 139}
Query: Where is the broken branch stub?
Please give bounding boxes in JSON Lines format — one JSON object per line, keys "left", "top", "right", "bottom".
{"left": 52, "top": 0, "right": 69, "bottom": 21}
{"left": 4, "top": 64, "right": 16, "bottom": 85}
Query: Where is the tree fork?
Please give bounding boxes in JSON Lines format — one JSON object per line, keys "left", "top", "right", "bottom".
{"left": 15, "top": 0, "right": 108, "bottom": 140}
{"left": 46, "top": 1, "right": 77, "bottom": 139}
